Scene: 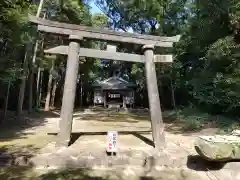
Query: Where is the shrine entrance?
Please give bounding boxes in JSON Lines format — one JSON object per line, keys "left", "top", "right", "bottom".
{"left": 93, "top": 75, "right": 137, "bottom": 109}
{"left": 29, "top": 16, "right": 180, "bottom": 150}
{"left": 106, "top": 92, "right": 122, "bottom": 108}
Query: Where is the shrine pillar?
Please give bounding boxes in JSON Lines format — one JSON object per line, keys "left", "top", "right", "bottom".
{"left": 143, "top": 45, "right": 165, "bottom": 150}
{"left": 103, "top": 91, "right": 107, "bottom": 108}
{"left": 57, "top": 35, "right": 81, "bottom": 147}
{"left": 123, "top": 96, "right": 127, "bottom": 109}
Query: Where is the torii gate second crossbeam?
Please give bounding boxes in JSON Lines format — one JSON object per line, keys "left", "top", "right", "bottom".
{"left": 29, "top": 16, "right": 180, "bottom": 150}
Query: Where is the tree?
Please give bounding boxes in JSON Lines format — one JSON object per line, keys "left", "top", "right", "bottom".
{"left": 1, "top": 0, "right": 240, "bottom": 120}
{"left": 0, "top": 0, "right": 36, "bottom": 119}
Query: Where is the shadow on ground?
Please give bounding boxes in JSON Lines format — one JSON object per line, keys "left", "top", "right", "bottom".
{"left": 0, "top": 167, "right": 159, "bottom": 180}
{"left": 0, "top": 166, "right": 34, "bottom": 180}
{"left": 39, "top": 169, "right": 158, "bottom": 180}
{"left": 74, "top": 112, "right": 149, "bottom": 122}
{"left": 39, "top": 169, "right": 110, "bottom": 180}
{"left": 53, "top": 107, "right": 239, "bottom": 135}
{"left": 187, "top": 155, "right": 240, "bottom": 171}
{"left": 0, "top": 145, "right": 39, "bottom": 167}
{"left": 0, "top": 110, "right": 58, "bottom": 142}
{"left": 71, "top": 107, "right": 236, "bottom": 135}
{"left": 48, "top": 131, "right": 154, "bottom": 147}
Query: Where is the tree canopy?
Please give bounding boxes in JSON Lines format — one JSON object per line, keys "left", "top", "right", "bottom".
{"left": 0, "top": 0, "right": 240, "bottom": 118}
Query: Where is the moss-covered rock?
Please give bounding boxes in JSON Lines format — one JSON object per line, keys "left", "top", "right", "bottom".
{"left": 194, "top": 135, "right": 240, "bottom": 161}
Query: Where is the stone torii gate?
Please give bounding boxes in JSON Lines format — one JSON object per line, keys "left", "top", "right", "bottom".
{"left": 29, "top": 16, "right": 180, "bottom": 150}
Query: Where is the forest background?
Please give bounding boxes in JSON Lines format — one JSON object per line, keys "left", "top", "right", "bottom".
{"left": 0, "top": 0, "right": 240, "bottom": 130}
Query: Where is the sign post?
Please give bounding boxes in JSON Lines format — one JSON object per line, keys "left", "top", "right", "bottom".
{"left": 107, "top": 131, "right": 118, "bottom": 155}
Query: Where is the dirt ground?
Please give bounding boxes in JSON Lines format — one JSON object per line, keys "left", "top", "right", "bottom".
{"left": 0, "top": 108, "right": 240, "bottom": 180}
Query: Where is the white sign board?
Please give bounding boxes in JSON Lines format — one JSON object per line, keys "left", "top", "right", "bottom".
{"left": 107, "top": 131, "right": 118, "bottom": 152}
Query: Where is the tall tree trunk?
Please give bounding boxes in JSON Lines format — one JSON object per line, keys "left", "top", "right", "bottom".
{"left": 36, "top": 38, "right": 45, "bottom": 109}
{"left": 170, "top": 77, "right": 176, "bottom": 109}
{"left": 80, "top": 80, "right": 83, "bottom": 107}
{"left": 50, "top": 80, "right": 57, "bottom": 108}
{"left": 44, "top": 60, "right": 54, "bottom": 111}
{"left": 28, "top": 0, "right": 45, "bottom": 113}
{"left": 28, "top": 59, "right": 34, "bottom": 113}
{"left": 17, "top": 48, "right": 29, "bottom": 120}
{"left": 36, "top": 67, "right": 41, "bottom": 109}
{"left": 38, "top": 70, "right": 43, "bottom": 109}
{"left": 59, "top": 71, "right": 65, "bottom": 106}
{"left": 36, "top": 0, "right": 44, "bottom": 17}
{"left": 2, "top": 81, "right": 11, "bottom": 124}
{"left": 36, "top": 12, "right": 47, "bottom": 110}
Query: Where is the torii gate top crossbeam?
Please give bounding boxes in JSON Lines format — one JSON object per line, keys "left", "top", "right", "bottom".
{"left": 29, "top": 16, "right": 180, "bottom": 47}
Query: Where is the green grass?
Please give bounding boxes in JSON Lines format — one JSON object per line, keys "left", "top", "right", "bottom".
{"left": 163, "top": 107, "right": 240, "bottom": 133}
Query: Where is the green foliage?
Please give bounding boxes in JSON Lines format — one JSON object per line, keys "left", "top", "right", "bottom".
{"left": 91, "top": 13, "right": 109, "bottom": 28}
{"left": 91, "top": 0, "right": 240, "bottom": 117}
{"left": 192, "top": 36, "right": 240, "bottom": 114}
{"left": 0, "top": 0, "right": 240, "bottom": 122}
{"left": 172, "top": 107, "right": 208, "bottom": 131}
{"left": 0, "top": 0, "right": 36, "bottom": 84}
{"left": 164, "top": 107, "right": 239, "bottom": 132}
{"left": 94, "top": 0, "right": 187, "bottom": 34}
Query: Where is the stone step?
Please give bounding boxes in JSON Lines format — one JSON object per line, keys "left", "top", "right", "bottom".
{"left": 30, "top": 148, "right": 187, "bottom": 171}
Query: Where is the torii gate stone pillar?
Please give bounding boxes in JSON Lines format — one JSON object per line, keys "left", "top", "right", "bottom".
{"left": 29, "top": 16, "right": 180, "bottom": 149}
{"left": 57, "top": 35, "right": 82, "bottom": 147}
{"left": 143, "top": 45, "right": 165, "bottom": 149}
